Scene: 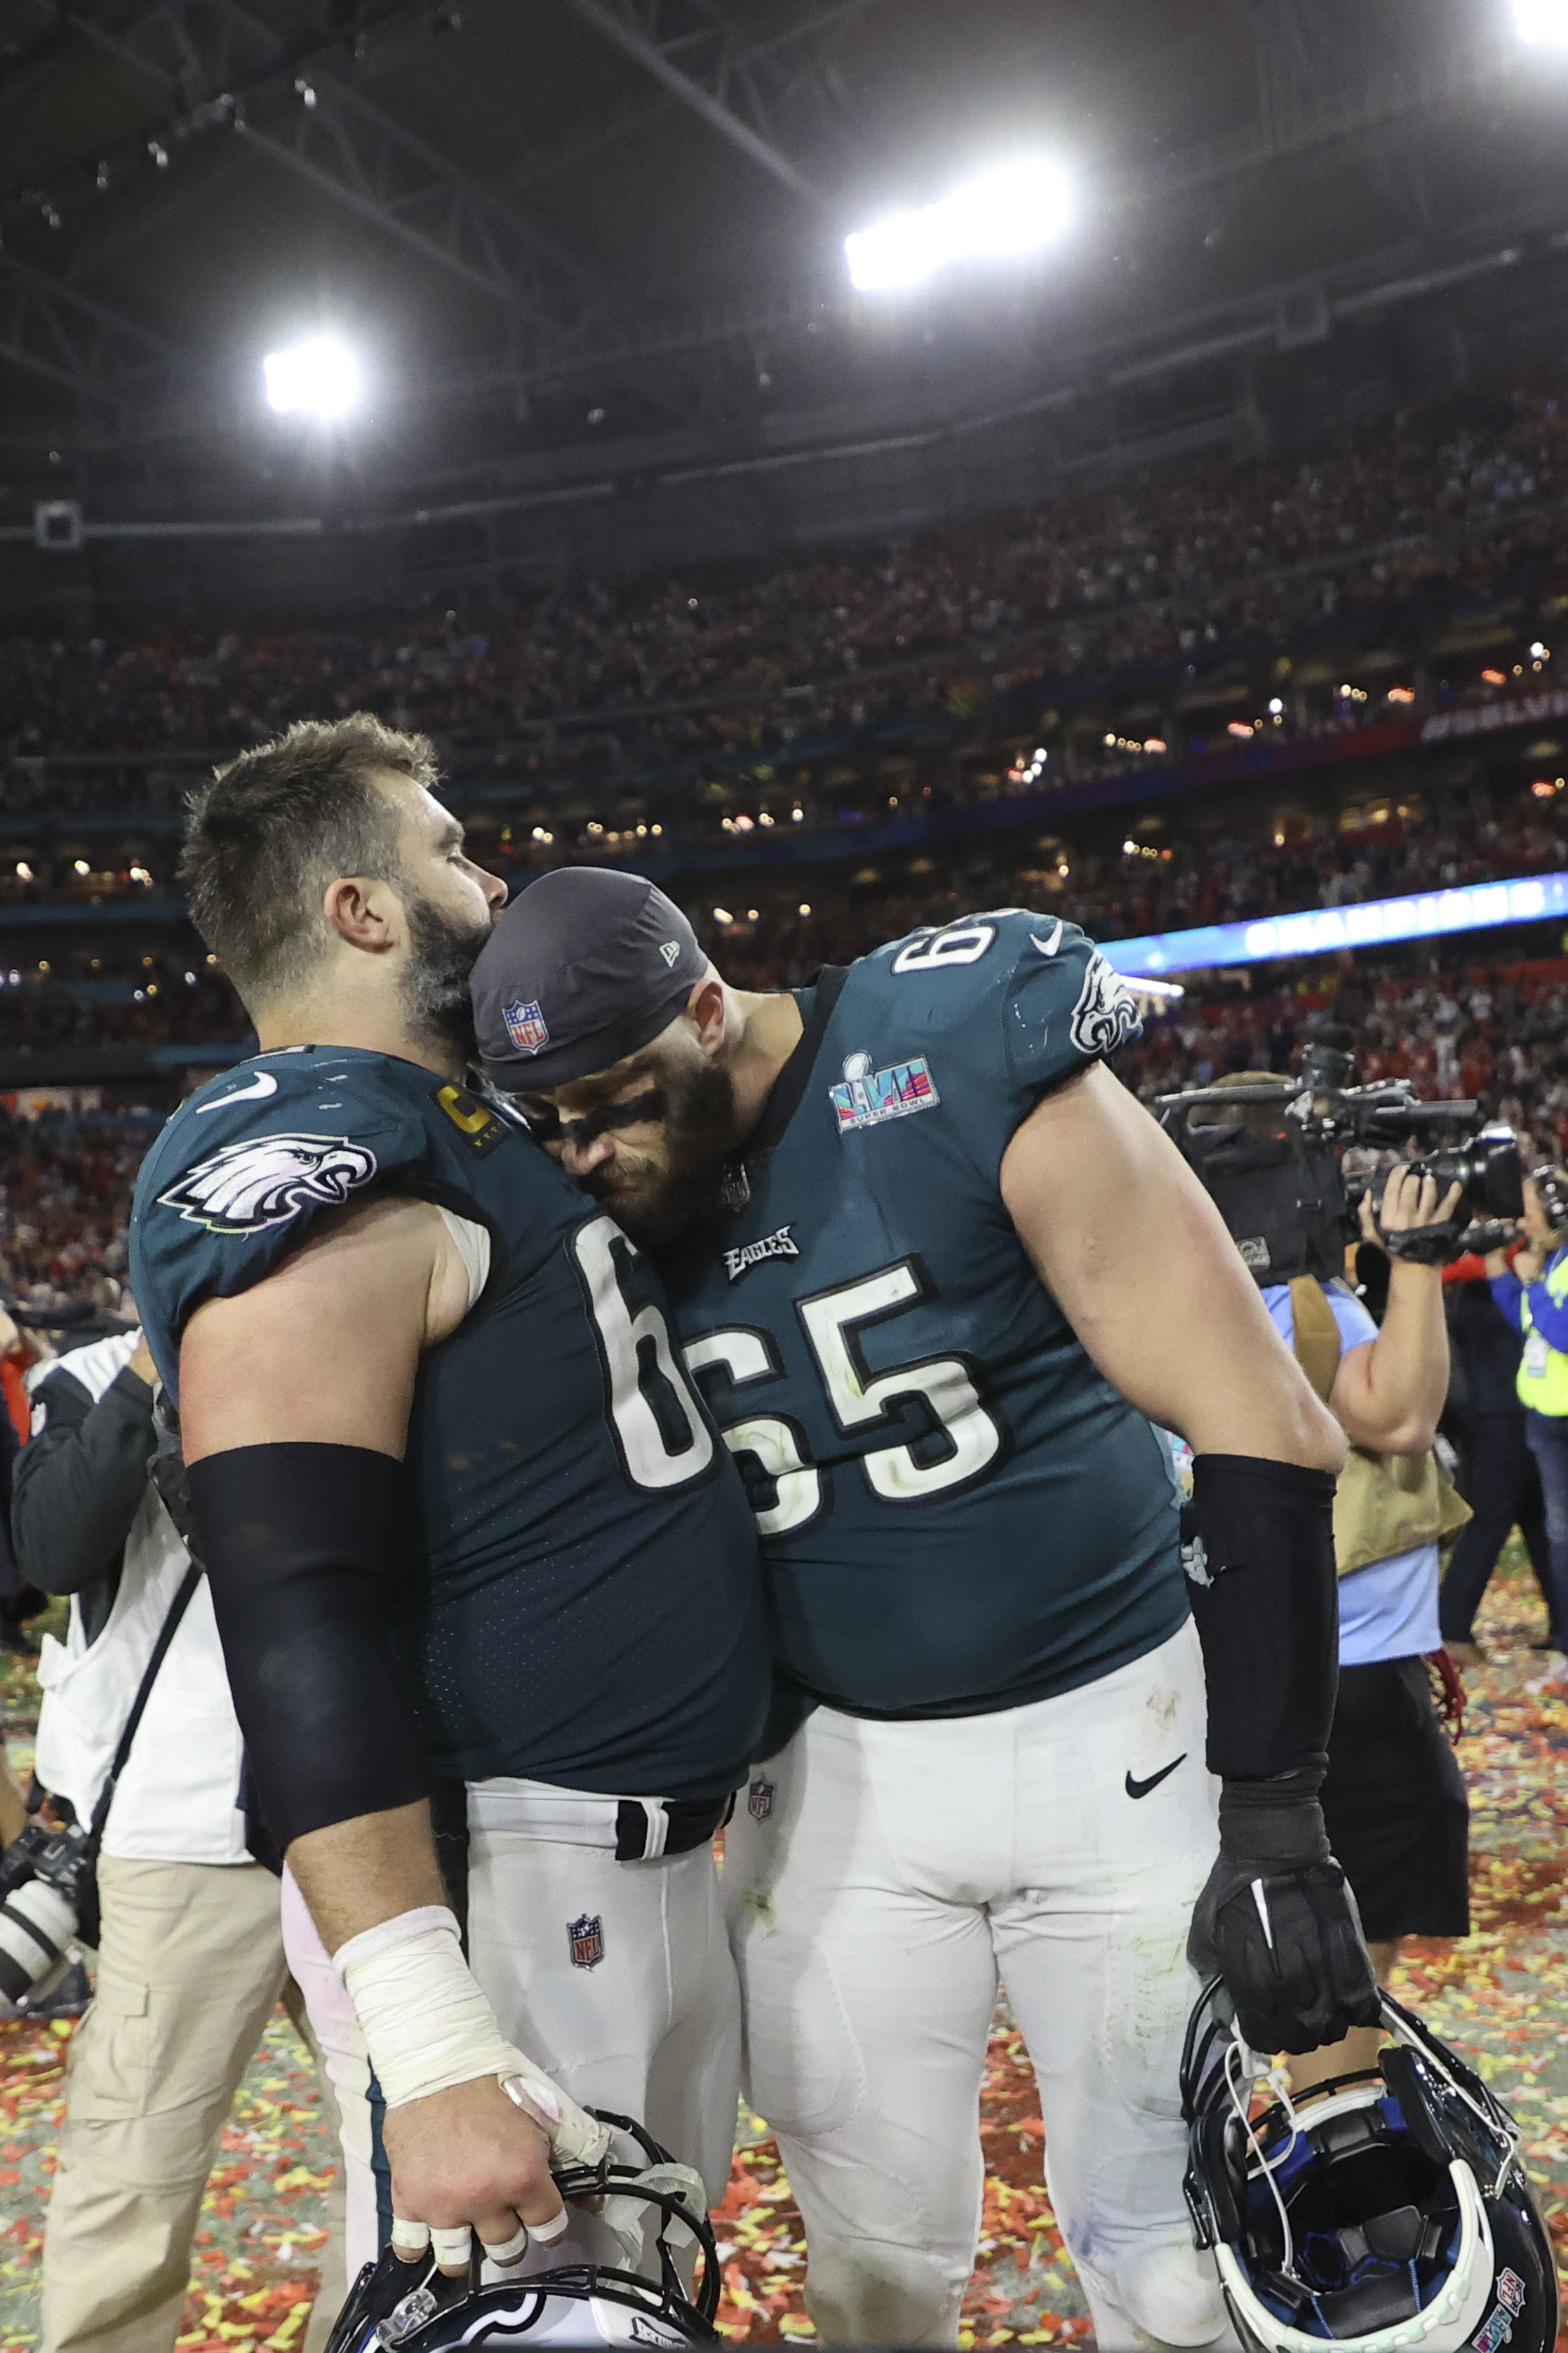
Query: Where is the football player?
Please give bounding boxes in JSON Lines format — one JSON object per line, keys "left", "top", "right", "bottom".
{"left": 472, "top": 870, "right": 1376, "bottom": 2351}
{"left": 128, "top": 722, "right": 770, "bottom": 2278}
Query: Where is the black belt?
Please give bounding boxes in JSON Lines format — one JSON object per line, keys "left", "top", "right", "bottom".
{"left": 614, "top": 1790, "right": 735, "bottom": 1862}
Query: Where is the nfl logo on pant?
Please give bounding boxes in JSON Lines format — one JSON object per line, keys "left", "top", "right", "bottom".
{"left": 568, "top": 1912, "right": 604, "bottom": 1969}
{"left": 748, "top": 1778, "right": 775, "bottom": 1822}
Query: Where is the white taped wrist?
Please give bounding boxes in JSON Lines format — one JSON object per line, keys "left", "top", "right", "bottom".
{"left": 331, "top": 1906, "right": 458, "bottom": 1980}
{"left": 338, "top": 1911, "right": 516, "bottom": 2110}
{"left": 332, "top": 1907, "right": 613, "bottom": 2175}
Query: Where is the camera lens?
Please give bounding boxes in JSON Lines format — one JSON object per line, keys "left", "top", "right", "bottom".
{"left": 0, "top": 1876, "right": 79, "bottom": 2005}
{"left": 1466, "top": 1127, "right": 1525, "bottom": 1220}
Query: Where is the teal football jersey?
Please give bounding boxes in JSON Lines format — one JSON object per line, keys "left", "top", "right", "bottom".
{"left": 660, "top": 912, "right": 1186, "bottom": 1733}
{"left": 130, "top": 1046, "right": 768, "bottom": 1801}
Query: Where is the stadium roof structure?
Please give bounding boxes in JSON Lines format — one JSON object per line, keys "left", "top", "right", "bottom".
{"left": 6, "top": 0, "right": 1568, "bottom": 611}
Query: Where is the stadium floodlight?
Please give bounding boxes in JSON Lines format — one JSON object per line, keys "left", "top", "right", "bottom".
{"left": 262, "top": 335, "right": 363, "bottom": 420}
{"left": 1513, "top": 0, "right": 1568, "bottom": 41}
{"left": 844, "top": 156, "right": 1073, "bottom": 294}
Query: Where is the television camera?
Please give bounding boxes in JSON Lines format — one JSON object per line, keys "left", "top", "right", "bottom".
{"left": 1155, "top": 1032, "right": 1524, "bottom": 1283}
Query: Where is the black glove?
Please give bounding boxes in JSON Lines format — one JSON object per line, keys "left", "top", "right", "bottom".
{"left": 1189, "top": 1770, "right": 1379, "bottom": 2055}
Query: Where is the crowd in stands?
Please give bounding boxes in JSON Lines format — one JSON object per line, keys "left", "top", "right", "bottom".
{"left": 0, "top": 954, "right": 243, "bottom": 1057}
{"left": 3, "top": 371, "right": 1567, "bottom": 811}
{"left": 1118, "top": 964, "right": 1568, "bottom": 1164}
{"left": 0, "top": 1107, "right": 154, "bottom": 1311}
{"left": 684, "top": 775, "right": 1568, "bottom": 979}
{"left": 0, "top": 773, "right": 1565, "bottom": 1066}
{"left": 7, "top": 358, "right": 1568, "bottom": 1298}
{"left": 5, "top": 941, "right": 1566, "bottom": 1309}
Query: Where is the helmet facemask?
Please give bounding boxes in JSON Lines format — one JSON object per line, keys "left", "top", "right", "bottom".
{"left": 1181, "top": 1985, "right": 1559, "bottom": 2353}
{"left": 323, "top": 2112, "right": 722, "bottom": 2353}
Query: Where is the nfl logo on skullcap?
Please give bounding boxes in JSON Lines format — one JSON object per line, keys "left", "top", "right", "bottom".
{"left": 748, "top": 1778, "right": 775, "bottom": 1822}
{"left": 568, "top": 1912, "right": 604, "bottom": 1969}
{"left": 503, "top": 999, "right": 550, "bottom": 1055}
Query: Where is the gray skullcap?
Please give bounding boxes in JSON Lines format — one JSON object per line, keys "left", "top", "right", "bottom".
{"left": 471, "top": 867, "right": 708, "bottom": 1089}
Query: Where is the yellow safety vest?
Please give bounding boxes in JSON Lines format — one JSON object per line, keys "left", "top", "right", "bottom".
{"left": 1516, "top": 1248, "right": 1568, "bottom": 1418}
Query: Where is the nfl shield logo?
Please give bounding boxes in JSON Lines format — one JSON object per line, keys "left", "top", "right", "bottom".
{"left": 748, "top": 1777, "right": 775, "bottom": 1822}
{"left": 504, "top": 999, "right": 550, "bottom": 1054}
{"left": 568, "top": 1912, "right": 604, "bottom": 1969}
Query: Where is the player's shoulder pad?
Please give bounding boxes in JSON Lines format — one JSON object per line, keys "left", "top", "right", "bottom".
{"left": 845, "top": 909, "right": 1142, "bottom": 1176}
{"left": 134, "top": 1046, "right": 429, "bottom": 1243}
{"left": 861, "top": 906, "right": 1141, "bottom": 1065}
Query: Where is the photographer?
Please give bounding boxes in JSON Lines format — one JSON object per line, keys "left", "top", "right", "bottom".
{"left": 1264, "top": 1162, "right": 1471, "bottom": 2094}
{"left": 1486, "top": 1171, "right": 1568, "bottom": 1695}
{"left": 1167, "top": 1069, "right": 1477, "bottom": 2089}
{"left": 13, "top": 1324, "right": 345, "bottom": 2353}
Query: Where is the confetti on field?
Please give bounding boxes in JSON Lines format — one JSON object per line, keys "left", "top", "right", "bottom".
{"left": 5, "top": 1551, "right": 1567, "bottom": 2347}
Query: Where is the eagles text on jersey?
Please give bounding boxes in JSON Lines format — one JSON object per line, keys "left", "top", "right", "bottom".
{"left": 130, "top": 1046, "right": 769, "bottom": 1801}
{"left": 660, "top": 911, "right": 1184, "bottom": 1735}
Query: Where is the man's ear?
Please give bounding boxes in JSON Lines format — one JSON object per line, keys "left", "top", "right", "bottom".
{"left": 323, "top": 874, "right": 401, "bottom": 954}
{"left": 688, "top": 975, "right": 728, "bottom": 1055}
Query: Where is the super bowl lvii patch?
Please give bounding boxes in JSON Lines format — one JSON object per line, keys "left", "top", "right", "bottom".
{"left": 829, "top": 1051, "right": 939, "bottom": 1135}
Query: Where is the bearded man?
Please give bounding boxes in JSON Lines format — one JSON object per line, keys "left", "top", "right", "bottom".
{"left": 472, "top": 869, "right": 1372, "bottom": 2352}
{"left": 128, "top": 721, "right": 768, "bottom": 2279}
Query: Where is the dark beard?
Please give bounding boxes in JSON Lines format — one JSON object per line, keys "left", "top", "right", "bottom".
{"left": 400, "top": 885, "right": 494, "bottom": 1058}
{"left": 586, "top": 1055, "right": 739, "bottom": 1251}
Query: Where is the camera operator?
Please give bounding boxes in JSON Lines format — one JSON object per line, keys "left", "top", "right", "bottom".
{"left": 1165, "top": 1067, "right": 1478, "bottom": 2091}
{"left": 13, "top": 1322, "right": 345, "bottom": 2353}
{"left": 1266, "top": 1161, "right": 1471, "bottom": 2095}
{"left": 1486, "top": 1170, "right": 1568, "bottom": 1695}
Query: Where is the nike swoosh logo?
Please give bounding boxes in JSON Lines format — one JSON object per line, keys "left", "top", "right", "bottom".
{"left": 1031, "top": 921, "right": 1064, "bottom": 957}
{"left": 1125, "top": 1754, "right": 1186, "bottom": 1801}
{"left": 197, "top": 1070, "right": 279, "bottom": 1113}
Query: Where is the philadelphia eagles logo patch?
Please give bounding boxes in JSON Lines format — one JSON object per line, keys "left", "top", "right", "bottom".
{"left": 1069, "top": 950, "right": 1141, "bottom": 1058}
{"left": 158, "top": 1134, "right": 379, "bottom": 1234}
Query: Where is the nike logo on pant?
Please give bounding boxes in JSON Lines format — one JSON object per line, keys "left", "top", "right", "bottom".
{"left": 1124, "top": 1754, "right": 1186, "bottom": 1800}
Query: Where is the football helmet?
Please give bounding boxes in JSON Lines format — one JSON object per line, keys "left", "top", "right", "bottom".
{"left": 1181, "top": 1982, "right": 1558, "bottom": 2353}
{"left": 323, "top": 2112, "right": 721, "bottom": 2352}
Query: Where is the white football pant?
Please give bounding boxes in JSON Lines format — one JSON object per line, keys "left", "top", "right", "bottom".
{"left": 282, "top": 1817, "right": 740, "bottom": 2275}
{"left": 466, "top": 1825, "right": 741, "bottom": 2213}
{"left": 725, "top": 1619, "right": 1230, "bottom": 2350}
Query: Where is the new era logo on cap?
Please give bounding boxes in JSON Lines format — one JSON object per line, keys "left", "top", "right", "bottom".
{"left": 659, "top": 940, "right": 681, "bottom": 967}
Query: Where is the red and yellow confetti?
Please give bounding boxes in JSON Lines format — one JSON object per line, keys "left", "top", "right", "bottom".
{"left": 4, "top": 1550, "right": 1566, "bottom": 2347}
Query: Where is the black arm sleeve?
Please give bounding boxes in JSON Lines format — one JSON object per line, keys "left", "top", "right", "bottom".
{"left": 185, "top": 1441, "right": 431, "bottom": 1853}
{"left": 1182, "top": 1453, "right": 1339, "bottom": 1784}
{"left": 12, "top": 1366, "right": 157, "bottom": 1597}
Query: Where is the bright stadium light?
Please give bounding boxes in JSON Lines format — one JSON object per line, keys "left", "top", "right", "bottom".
{"left": 262, "top": 335, "right": 363, "bottom": 420}
{"left": 1513, "top": 0, "right": 1568, "bottom": 40}
{"left": 1513, "top": 0, "right": 1568, "bottom": 41}
{"left": 844, "top": 156, "right": 1073, "bottom": 293}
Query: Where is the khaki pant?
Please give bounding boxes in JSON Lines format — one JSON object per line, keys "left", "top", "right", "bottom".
{"left": 41, "top": 1857, "right": 347, "bottom": 2353}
